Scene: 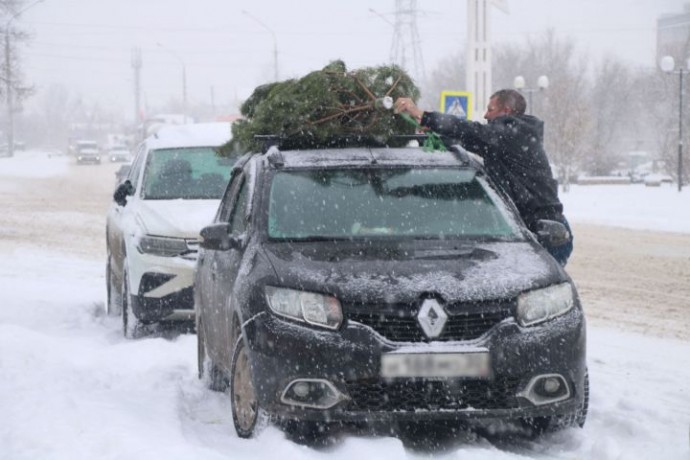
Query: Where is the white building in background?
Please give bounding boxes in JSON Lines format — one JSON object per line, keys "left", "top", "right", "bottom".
{"left": 657, "top": 3, "right": 690, "bottom": 64}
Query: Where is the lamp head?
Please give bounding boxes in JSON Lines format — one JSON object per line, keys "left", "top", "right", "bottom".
{"left": 660, "top": 56, "right": 675, "bottom": 73}
{"left": 537, "top": 75, "right": 549, "bottom": 90}
{"left": 513, "top": 75, "right": 526, "bottom": 90}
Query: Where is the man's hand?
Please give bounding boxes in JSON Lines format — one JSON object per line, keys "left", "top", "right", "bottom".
{"left": 394, "top": 97, "right": 424, "bottom": 122}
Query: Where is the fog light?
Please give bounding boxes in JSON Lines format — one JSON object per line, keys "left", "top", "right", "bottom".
{"left": 518, "top": 374, "right": 571, "bottom": 406}
{"left": 281, "top": 379, "right": 348, "bottom": 409}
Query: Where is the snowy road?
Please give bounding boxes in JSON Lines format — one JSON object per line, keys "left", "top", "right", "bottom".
{"left": 0, "top": 152, "right": 688, "bottom": 459}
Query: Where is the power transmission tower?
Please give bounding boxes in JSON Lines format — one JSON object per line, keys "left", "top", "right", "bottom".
{"left": 131, "top": 47, "right": 142, "bottom": 130}
{"left": 390, "top": 0, "right": 425, "bottom": 83}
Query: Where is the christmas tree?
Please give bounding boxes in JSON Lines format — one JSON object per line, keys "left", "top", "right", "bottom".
{"left": 219, "top": 60, "right": 420, "bottom": 155}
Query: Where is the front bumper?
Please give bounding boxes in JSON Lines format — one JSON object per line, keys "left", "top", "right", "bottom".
{"left": 76, "top": 156, "right": 101, "bottom": 164}
{"left": 243, "top": 307, "right": 586, "bottom": 423}
{"left": 127, "top": 250, "right": 197, "bottom": 323}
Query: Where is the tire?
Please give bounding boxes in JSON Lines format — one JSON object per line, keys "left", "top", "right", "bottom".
{"left": 230, "top": 335, "right": 267, "bottom": 438}
{"left": 105, "top": 255, "right": 121, "bottom": 316}
{"left": 121, "top": 267, "right": 138, "bottom": 339}
{"left": 521, "top": 370, "right": 590, "bottom": 435}
{"left": 197, "top": 317, "right": 227, "bottom": 391}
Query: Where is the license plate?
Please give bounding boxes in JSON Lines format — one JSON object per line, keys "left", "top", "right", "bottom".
{"left": 381, "top": 352, "right": 490, "bottom": 378}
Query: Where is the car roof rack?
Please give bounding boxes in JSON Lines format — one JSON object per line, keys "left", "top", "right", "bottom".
{"left": 254, "top": 135, "right": 284, "bottom": 154}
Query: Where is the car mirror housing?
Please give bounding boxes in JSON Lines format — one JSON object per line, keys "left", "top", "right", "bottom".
{"left": 200, "top": 223, "right": 240, "bottom": 251}
{"left": 113, "top": 180, "right": 134, "bottom": 207}
{"left": 535, "top": 219, "right": 570, "bottom": 248}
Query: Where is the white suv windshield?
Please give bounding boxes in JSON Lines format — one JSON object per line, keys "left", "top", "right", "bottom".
{"left": 142, "top": 147, "right": 233, "bottom": 200}
{"left": 268, "top": 168, "right": 522, "bottom": 240}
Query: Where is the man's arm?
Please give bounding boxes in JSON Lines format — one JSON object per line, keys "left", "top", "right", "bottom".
{"left": 394, "top": 97, "right": 494, "bottom": 152}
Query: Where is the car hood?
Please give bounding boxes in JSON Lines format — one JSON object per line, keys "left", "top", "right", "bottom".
{"left": 134, "top": 199, "right": 219, "bottom": 239}
{"left": 262, "top": 240, "right": 563, "bottom": 304}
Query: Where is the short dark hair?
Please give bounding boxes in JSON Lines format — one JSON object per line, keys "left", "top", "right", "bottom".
{"left": 491, "top": 89, "right": 527, "bottom": 115}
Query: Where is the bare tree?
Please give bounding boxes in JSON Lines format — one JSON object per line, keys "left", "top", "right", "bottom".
{"left": 420, "top": 50, "right": 465, "bottom": 111}
{"left": 494, "top": 31, "right": 591, "bottom": 190}
{"left": 636, "top": 62, "right": 689, "bottom": 184}
{"left": 0, "top": 1, "right": 33, "bottom": 102}
{"left": 584, "top": 56, "right": 636, "bottom": 175}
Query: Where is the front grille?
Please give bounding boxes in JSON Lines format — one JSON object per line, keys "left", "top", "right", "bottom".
{"left": 345, "top": 377, "right": 522, "bottom": 412}
{"left": 347, "top": 304, "right": 513, "bottom": 342}
{"left": 139, "top": 273, "right": 194, "bottom": 310}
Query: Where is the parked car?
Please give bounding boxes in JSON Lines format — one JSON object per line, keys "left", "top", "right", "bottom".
{"left": 106, "top": 122, "right": 235, "bottom": 337}
{"left": 74, "top": 140, "right": 101, "bottom": 164}
{"left": 194, "top": 143, "right": 588, "bottom": 441}
{"left": 108, "top": 145, "right": 132, "bottom": 163}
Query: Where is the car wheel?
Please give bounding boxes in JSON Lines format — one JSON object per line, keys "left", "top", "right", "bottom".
{"left": 105, "top": 255, "right": 121, "bottom": 316}
{"left": 230, "top": 335, "right": 267, "bottom": 438}
{"left": 121, "top": 268, "right": 138, "bottom": 339}
{"left": 521, "top": 370, "right": 590, "bottom": 435}
{"left": 197, "top": 317, "right": 227, "bottom": 391}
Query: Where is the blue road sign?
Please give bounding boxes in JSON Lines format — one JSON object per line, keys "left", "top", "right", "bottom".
{"left": 440, "top": 91, "right": 472, "bottom": 120}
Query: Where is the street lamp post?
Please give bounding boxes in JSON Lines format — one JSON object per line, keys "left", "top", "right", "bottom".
{"left": 513, "top": 75, "right": 549, "bottom": 115}
{"left": 4, "top": 0, "right": 45, "bottom": 157}
{"left": 157, "top": 43, "right": 187, "bottom": 123}
{"left": 660, "top": 55, "right": 689, "bottom": 192}
{"left": 242, "top": 10, "right": 278, "bottom": 82}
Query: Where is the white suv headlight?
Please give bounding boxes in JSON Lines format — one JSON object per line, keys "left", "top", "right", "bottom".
{"left": 137, "top": 235, "right": 189, "bottom": 257}
{"left": 265, "top": 286, "right": 343, "bottom": 330}
{"left": 517, "top": 283, "right": 574, "bottom": 327}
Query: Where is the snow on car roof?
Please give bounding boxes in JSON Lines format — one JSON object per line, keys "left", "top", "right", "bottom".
{"left": 147, "top": 122, "right": 232, "bottom": 150}
{"left": 277, "top": 147, "right": 474, "bottom": 168}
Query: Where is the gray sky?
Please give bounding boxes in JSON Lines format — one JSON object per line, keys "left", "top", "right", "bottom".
{"left": 17, "top": 0, "right": 686, "bottom": 119}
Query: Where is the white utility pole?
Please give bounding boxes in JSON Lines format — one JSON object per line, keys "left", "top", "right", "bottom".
{"left": 465, "top": 0, "right": 508, "bottom": 121}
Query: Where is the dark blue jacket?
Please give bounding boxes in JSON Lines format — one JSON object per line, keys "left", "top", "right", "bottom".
{"left": 421, "top": 111, "right": 564, "bottom": 231}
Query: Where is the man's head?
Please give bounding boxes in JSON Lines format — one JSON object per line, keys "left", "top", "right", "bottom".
{"left": 484, "top": 89, "right": 527, "bottom": 121}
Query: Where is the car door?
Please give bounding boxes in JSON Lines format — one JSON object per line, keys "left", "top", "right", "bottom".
{"left": 205, "top": 170, "right": 251, "bottom": 369}
{"left": 107, "top": 143, "right": 147, "bottom": 283}
{"left": 196, "top": 168, "right": 238, "bottom": 351}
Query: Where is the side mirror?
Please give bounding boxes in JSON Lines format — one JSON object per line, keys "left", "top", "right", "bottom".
{"left": 535, "top": 219, "right": 571, "bottom": 248}
{"left": 200, "top": 223, "right": 241, "bottom": 251}
{"left": 113, "top": 180, "right": 134, "bottom": 207}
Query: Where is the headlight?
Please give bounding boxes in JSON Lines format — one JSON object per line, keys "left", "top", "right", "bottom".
{"left": 517, "top": 283, "right": 574, "bottom": 327}
{"left": 137, "top": 235, "right": 189, "bottom": 257}
{"left": 265, "top": 286, "right": 343, "bottom": 330}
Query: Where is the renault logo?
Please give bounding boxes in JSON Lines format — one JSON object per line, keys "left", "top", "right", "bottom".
{"left": 417, "top": 298, "right": 448, "bottom": 339}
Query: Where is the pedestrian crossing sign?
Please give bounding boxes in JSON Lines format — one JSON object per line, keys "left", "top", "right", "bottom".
{"left": 440, "top": 91, "right": 472, "bottom": 120}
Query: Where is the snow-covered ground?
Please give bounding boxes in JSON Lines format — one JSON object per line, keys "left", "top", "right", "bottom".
{"left": 1, "top": 152, "right": 689, "bottom": 459}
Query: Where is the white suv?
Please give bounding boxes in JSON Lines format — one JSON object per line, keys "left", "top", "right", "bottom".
{"left": 106, "top": 123, "right": 234, "bottom": 337}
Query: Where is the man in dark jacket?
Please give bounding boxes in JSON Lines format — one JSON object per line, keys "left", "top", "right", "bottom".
{"left": 394, "top": 89, "right": 573, "bottom": 266}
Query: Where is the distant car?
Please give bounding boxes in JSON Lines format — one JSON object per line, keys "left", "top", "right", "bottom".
{"left": 108, "top": 145, "right": 132, "bottom": 163}
{"left": 194, "top": 143, "right": 588, "bottom": 441}
{"left": 106, "top": 122, "right": 235, "bottom": 337}
{"left": 74, "top": 140, "right": 101, "bottom": 165}
{"left": 643, "top": 173, "right": 673, "bottom": 187}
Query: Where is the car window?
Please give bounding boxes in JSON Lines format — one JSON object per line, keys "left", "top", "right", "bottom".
{"left": 141, "top": 147, "right": 233, "bottom": 200}
{"left": 267, "top": 168, "right": 521, "bottom": 240}
{"left": 127, "top": 144, "right": 147, "bottom": 190}
{"left": 229, "top": 177, "right": 249, "bottom": 235}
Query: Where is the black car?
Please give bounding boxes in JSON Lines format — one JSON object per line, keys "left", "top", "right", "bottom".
{"left": 194, "top": 144, "right": 587, "bottom": 440}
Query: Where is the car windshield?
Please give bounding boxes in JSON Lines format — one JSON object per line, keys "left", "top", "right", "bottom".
{"left": 141, "top": 147, "right": 233, "bottom": 200}
{"left": 267, "top": 168, "right": 522, "bottom": 240}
